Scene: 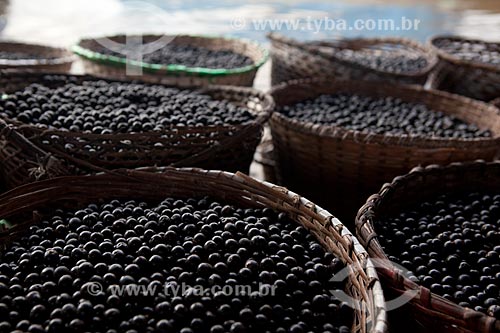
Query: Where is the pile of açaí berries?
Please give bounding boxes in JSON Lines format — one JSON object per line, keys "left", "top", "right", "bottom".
{"left": 279, "top": 93, "right": 491, "bottom": 138}
{"left": 335, "top": 49, "right": 429, "bottom": 74}
{"left": 0, "top": 81, "right": 256, "bottom": 134}
{"left": 94, "top": 43, "right": 254, "bottom": 69}
{"left": 376, "top": 190, "right": 500, "bottom": 319}
{"left": 433, "top": 39, "right": 500, "bottom": 66}
{"left": 0, "top": 197, "right": 353, "bottom": 333}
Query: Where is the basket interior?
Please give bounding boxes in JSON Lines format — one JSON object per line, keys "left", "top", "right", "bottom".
{"left": 371, "top": 163, "right": 500, "bottom": 218}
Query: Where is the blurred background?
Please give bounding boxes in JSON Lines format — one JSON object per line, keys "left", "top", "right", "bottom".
{"left": 0, "top": 0, "right": 499, "bottom": 89}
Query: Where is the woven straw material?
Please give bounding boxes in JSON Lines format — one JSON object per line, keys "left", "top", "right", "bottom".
{"left": 429, "top": 36, "right": 500, "bottom": 101}
{"left": 269, "top": 78, "right": 500, "bottom": 224}
{"left": 0, "top": 41, "right": 74, "bottom": 72}
{"left": 0, "top": 167, "right": 387, "bottom": 333}
{"left": 268, "top": 33, "right": 437, "bottom": 86}
{"left": 0, "top": 71, "right": 273, "bottom": 189}
{"left": 356, "top": 160, "right": 500, "bottom": 333}
{"left": 74, "top": 34, "right": 268, "bottom": 87}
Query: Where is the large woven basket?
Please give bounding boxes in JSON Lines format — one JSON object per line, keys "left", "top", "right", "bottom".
{"left": 356, "top": 160, "right": 500, "bottom": 333}
{"left": 269, "top": 78, "right": 500, "bottom": 224}
{"left": 73, "top": 34, "right": 268, "bottom": 87}
{"left": 429, "top": 35, "right": 500, "bottom": 101}
{"left": 0, "top": 71, "right": 273, "bottom": 189}
{"left": 268, "top": 33, "right": 437, "bottom": 86}
{"left": 0, "top": 41, "right": 74, "bottom": 72}
{"left": 0, "top": 167, "right": 387, "bottom": 333}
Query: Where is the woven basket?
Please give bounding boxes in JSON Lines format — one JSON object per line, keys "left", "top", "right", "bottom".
{"left": 356, "top": 160, "right": 500, "bottom": 333}
{"left": 73, "top": 34, "right": 268, "bottom": 87}
{"left": 0, "top": 167, "right": 387, "bottom": 333}
{"left": 429, "top": 36, "right": 500, "bottom": 101}
{"left": 268, "top": 33, "right": 437, "bottom": 86}
{"left": 269, "top": 78, "right": 500, "bottom": 224}
{"left": 0, "top": 41, "right": 74, "bottom": 72}
{"left": 0, "top": 71, "right": 273, "bottom": 189}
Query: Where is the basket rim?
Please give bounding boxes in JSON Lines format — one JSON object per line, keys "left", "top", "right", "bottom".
{"left": 269, "top": 77, "right": 500, "bottom": 149}
{"left": 267, "top": 33, "right": 438, "bottom": 79}
{"left": 0, "top": 167, "right": 388, "bottom": 333}
{"left": 355, "top": 160, "right": 500, "bottom": 333}
{"left": 0, "top": 71, "right": 274, "bottom": 136}
{"left": 73, "top": 34, "right": 269, "bottom": 77}
{"left": 0, "top": 41, "right": 76, "bottom": 66}
{"left": 429, "top": 35, "right": 500, "bottom": 73}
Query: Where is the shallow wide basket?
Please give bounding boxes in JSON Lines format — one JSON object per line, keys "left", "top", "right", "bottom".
{"left": 429, "top": 35, "right": 500, "bottom": 101}
{"left": 269, "top": 78, "right": 500, "bottom": 223}
{"left": 356, "top": 161, "right": 500, "bottom": 333}
{"left": 0, "top": 41, "right": 74, "bottom": 72}
{"left": 0, "top": 71, "right": 273, "bottom": 189}
{"left": 73, "top": 34, "right": 268, "bottom": 87}
{"left": 0, "top": 167, "right": 387, "bottom": 333}
{"left": 268, "top": 33, "right": 437, "bottom": 86}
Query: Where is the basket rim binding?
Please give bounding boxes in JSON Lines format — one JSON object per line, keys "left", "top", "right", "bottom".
{"left": 267, "top": 33, "right": 438, "bottom": 79}
{"left": 429, "top": 35, "right": 500, "bottom": 73}
{"left": 355, "top": 160, "right": 500, "bottom": 333}
{"left": 270, "top": 77, "right": 500, "bottom": 149}
{"left": 73, "top": 34, "right": 269, "bottom": 76}
{"left": 0, "top": 167, "right": 388, "bottom": 333}
{"left": 0, "top": 41, "right": 76, "bottom": 66}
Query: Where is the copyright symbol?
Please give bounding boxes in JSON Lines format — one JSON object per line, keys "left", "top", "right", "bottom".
{"left": 231, "top": 17, "right": 246, "bottom": 30}
{"left": 83, "top": 282, "right": 103, "bottom": 296}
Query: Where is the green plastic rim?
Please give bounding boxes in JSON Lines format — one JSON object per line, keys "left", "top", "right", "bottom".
{"left": 72, "top": 34, "right": 269, "bottom": 77}
{"left": 0, "top": 219, "right": 11, "bottom": 231}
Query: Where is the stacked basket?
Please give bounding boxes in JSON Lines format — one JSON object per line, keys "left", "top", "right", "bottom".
{"left": 0, "top": 71, "right": 273, "bottom": 189}
{"left": 269, "top": 78, "right": 500, "bottom": 224}
{"left": 268, "top": 33, "right": 437, "bottom": 86}
{"left": 73, "top": 34, "right": 268, "bottom": 87}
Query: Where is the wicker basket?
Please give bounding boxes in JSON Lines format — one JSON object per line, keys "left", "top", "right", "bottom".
{"left": 429, "top": 36, "right": 500, "bottom": 101}
{"left": 268, "top": 33, "right": 437, "bottom": 86}
{"left": 0, "top": 167, "right": 387, "bottom": 333}
{"left": 0, "top": 41, "right": 74, "bottom": 72}
{"left": 73, "top": 34, "right": 268, "bottom": 87}
{"left": 0, "top": 71, "right": 273, "bottom": 189}
{"left": 356, "top": 160, "right": 500, "bottom": 333}
{"left": 269, "top": 78, "right": 500, "bottom": 224}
